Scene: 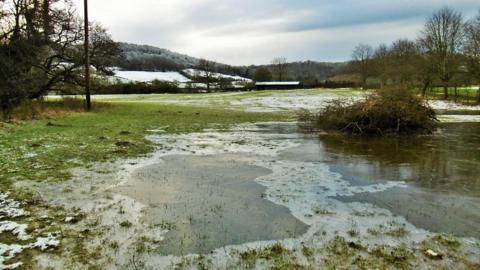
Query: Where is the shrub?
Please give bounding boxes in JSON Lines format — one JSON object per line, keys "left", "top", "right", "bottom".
{"left": 2, "top": 97, "right": 108, "bottom": 122}
{"left": 301, "top": 87, "right": 438, "bottom": 136}
{"left": 94, "top": 80, "right": 182, "bottom": 94}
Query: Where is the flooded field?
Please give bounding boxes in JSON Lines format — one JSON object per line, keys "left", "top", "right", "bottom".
{"left": 114, "top": 154, "right": 307, "bottom": 255}
{"left": 18, "top": 120, "right": 479, "bottom": 269}
{"left": 4, "top": 91, "right": 480, "bottom": 269}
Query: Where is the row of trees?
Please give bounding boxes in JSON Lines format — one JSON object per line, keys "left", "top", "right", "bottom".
{"left": 0, "top": 0, "right": 119, "bottom": 116}
{"left": 350, "top": 8, "right": 480, "bottom": 101}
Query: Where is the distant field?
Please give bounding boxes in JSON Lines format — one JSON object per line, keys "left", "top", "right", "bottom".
{"left": 423, "top": 86, "right": 480, "bottom": 103}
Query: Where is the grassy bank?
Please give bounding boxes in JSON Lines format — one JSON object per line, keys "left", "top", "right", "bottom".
{"left": 0, "top": 101, "right": 289, "bottom": 189}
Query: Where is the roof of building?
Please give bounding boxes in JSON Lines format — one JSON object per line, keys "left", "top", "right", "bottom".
{"left": 255, "top": 81, "right": 301, "bottom": 86}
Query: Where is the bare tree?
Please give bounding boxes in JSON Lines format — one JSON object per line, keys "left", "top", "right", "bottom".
{"left": 271, "top": 57, "right": 288, "bottom": 81}
{"left": 196, "top": 59, "right": 216, "bottom": 91}
{"left": 253, "top": 67, "right": 272, "bottom": 82}
{"left": 352, "top": 44, "right": 373, "bottom": 88}
{"left": 372, "top": 43, "right": 389, "bottom": 88}
{"left": 415, "top": 41, "right": 436, "bottom": 96}
{"left": 464, "top": 10, "right": 480, "bottom": 102}
{"left": 0, "top": 0, "right": 119, "bottom": 115}
{"left": 390, "top": 39, "right": 419, "bottom": 86}
{"left": 419, "top": 7, "right": 464, "bottom": 99}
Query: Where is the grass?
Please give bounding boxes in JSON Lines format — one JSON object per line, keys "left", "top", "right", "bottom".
{"left": 0, "top": 101, "right": 288, "bottom": 190}
{"left": 239, "top": 243, "right": 305, "bottom": 269}
{"left": 48, "top": 88, "right": 365, "bottom": 108}
{"left": 422, "top": 86, "right": 480, "bottom": 104}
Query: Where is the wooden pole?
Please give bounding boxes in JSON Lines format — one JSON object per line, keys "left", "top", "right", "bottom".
{"left": 84, "top": 0, "right": 91, "bottom": 111}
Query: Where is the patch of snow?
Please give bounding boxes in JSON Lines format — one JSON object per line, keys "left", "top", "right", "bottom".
{"left": 23, "top": 152, "right": 37, "bottom": 159}
{"left": 429, "top": 100, "right": 480, "bottom": 111}
{"left": 0, "top": 243, "right": 24, "bottom": 270}
{"left": 230, "top": 95, "right": 360, "bottom": 112}
{"left": 0, "top": 193, "right": 60, "bottom": 269}
{"left": 0, "top": 193, "right": 29, "bottom": 219}
{"left": 437, "top": 115, "right": 480, "bottom": 123}
{"left": 113, "top": 71, "right": 191, "bottom": 83}
{"left": 183, "top": 69, "right": 252, "bottom": 82}
{"left": 31, "top": 234, "right": 60, "bottom": 251}
{"left": 0, "top": 222, "right": 30, "bottom": 241}
{"left": 64, "top": 217, "right": 74, "bottom": 223}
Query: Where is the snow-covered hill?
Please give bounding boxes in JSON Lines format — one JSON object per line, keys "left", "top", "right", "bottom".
{"left": 114, "top": 70, "right": 190, "bottom": 83}
{"left": 118, "top": 43, "right": 200, "bottom": 68}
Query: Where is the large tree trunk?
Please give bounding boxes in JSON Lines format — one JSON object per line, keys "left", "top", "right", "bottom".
{"left": 443, "top": 84, "right": 449, "bottom": 100}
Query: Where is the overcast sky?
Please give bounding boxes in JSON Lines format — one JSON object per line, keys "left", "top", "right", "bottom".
{"left": 73, "top": 0, "right": 479, "bottom": 65}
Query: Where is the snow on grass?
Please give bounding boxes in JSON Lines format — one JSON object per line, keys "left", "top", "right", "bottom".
{"left": 0, "top": 244, "right": 24, "bottom": 270}
{"left": 0, "top": 234, "right": 60, "bottom": 270}
{"left": 31, "top": 234, "right": 60, "bottom": 251}
{"left": 0, "top": 193, "right": 59, "bottom": 270}
{"left": 230, "top": 95, "right": 361, "bottom": 112}
{"left": 0, "top": 222, "right": 30, "bottom": 241}
{"left": 0, "top": 194, "right": 28, "bottom": 219}
{"left": 114, "top": 71, "right": 191, "bottom": 83}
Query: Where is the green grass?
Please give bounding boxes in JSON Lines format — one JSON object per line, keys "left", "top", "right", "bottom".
{"left": 50, "top": 88, "right": 365, "bottom": 106}
{"left": 422, "top": 86, "right": 480, "bottom": 104}
{"left": 0, "top": 102, "right": 288, "bottom": 189}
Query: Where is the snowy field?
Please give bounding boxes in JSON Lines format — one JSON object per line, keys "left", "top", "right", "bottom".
{"left": 113, "top": 70, "right": 191, "bottom": 83}
{"left": 183, "top": 69, "right": 252, "bottom": 82}
{"left": 111, "top": 69, "right": 252, "bottom": 85}
{"left": 86, "top": 89, "right": 480, "bottom": 121}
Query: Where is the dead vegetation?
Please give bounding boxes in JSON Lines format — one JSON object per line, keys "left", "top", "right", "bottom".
{"left": 300, "top": 87, "right": 438, "bottom": 136}
{"left": 1, "top": 97, "right": 109, "bottom": 123}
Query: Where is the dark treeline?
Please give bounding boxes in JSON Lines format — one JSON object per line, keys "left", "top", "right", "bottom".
{"left": 95, "top": 80, "right": 182, "bottom": 95}
{"left": 114, "top": 42, "right": 196, "bottom": 72}
{"left": 249, "top": 60, "right": 345, "bottom": 85}
{"left": 0, "top": 0, "right": 119, "bottom": 118}
{"left": 117, "top": 56, "right": 184, "bottom": 72}
{"left": 348, "top": 8, "right": 480, "bottom": 102}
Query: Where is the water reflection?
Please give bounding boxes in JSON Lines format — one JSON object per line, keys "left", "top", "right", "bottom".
{"left": 319, "top": 123, "right": 480, "bottom": 196}
{"left": 312, "top": 123, "right": 480, "bottom": 237}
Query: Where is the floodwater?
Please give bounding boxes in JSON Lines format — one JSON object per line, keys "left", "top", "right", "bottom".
{"left": 116, "top": 122, "right": 480, "bottom": 256}
{"left": 114, "top": 154, "right": 308, "bottom": 255}
{"left": 283, "top": 122, "right": 480, "bottom": 238}
{"left": 323, "top": 123, "right": 480, "bottom": 238}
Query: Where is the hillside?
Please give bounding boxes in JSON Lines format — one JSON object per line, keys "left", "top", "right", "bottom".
{"left": 115, "top": 42, "right": 200, "bottom": 71}
{"left": 115, "top": 42, "right": 347, "bottom": 83}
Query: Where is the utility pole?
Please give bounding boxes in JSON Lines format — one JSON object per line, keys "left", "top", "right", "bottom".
{"left": 84, "top": 0, "right": 91, "bottom": 110}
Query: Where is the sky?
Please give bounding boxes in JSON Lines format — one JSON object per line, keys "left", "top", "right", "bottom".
{"left": 73, "top": 0, "right": 479, "bottom": 65}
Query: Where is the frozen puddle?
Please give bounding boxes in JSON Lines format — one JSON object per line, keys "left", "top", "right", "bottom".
{"left": 114, "top": 154, "right": 307, "bottom": 255}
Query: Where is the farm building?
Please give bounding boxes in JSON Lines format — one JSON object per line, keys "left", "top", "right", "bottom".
{"left": 255, "top": 81, "right": 301, "bottom": 90}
